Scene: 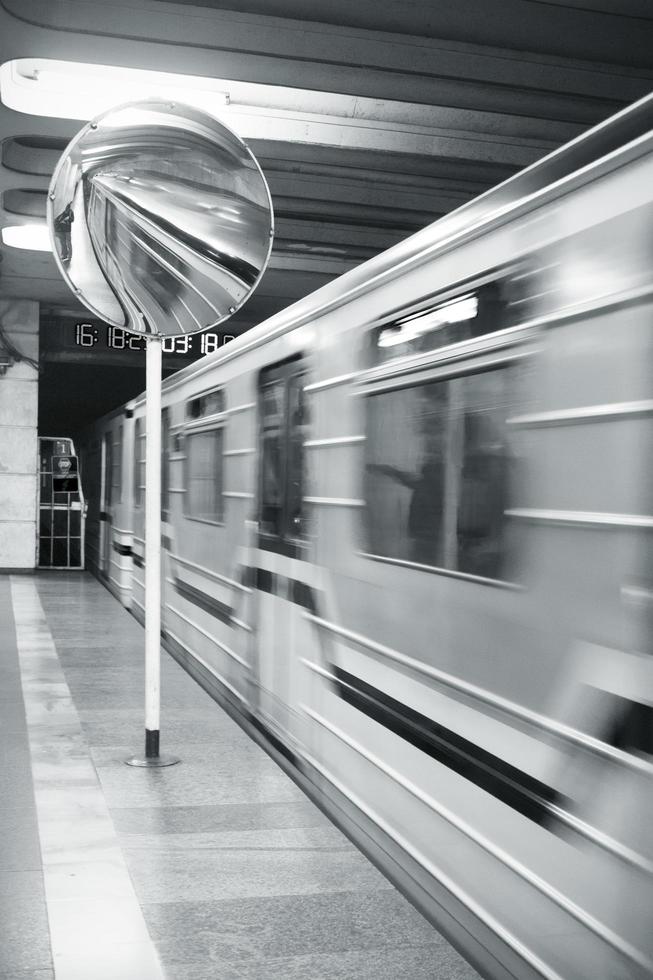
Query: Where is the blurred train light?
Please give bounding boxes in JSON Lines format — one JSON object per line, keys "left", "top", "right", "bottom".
{"left": 1, "top": 224, "right": 52, "bottom": 251}
{"left": 378, "top": 293, "right": 478, "bottom": 347}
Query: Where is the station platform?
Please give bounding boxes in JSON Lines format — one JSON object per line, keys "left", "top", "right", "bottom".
{"left": 0, "top": 571, "right": 481, "bottom": 980}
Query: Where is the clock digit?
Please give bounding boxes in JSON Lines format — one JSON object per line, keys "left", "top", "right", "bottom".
{"left": 109, "top": 327, "right": 126, "bottom": 349}
{"left": 202, "top": 333, "right": 219, "bottom": 355}
{"left": 76, "top": 323, "right": 97, "bottom": 346}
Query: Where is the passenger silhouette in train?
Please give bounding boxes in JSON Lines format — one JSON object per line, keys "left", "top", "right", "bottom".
{"left": 457, "top": 414, "right": 510, "bottom": 578}
{"left": 53, "top": 204, "right": 74, "bottom": 262}
{"left": 368, "top": 453, "right": 444, "bottom": 565}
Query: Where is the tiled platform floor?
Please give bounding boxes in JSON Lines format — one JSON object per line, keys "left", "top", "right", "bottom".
{"left": 0, "top": 571, "right": 481, "bottom": 980}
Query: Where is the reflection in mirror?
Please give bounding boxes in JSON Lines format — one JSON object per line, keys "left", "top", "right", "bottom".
{"left": 47, "top": 100, "right": 274, "bottom": 338}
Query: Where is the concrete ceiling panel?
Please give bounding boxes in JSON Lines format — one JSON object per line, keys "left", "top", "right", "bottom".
{"left": 0, "top": 0, "right": 650, "bottom": 431}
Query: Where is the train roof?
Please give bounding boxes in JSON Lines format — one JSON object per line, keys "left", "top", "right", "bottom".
{"left": 139, "top": 90, "right": 653, "bottom": 404}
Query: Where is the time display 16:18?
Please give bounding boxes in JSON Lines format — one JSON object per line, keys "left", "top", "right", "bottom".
{"left": 75, "top": 323, "right": 234, "bottom": 355}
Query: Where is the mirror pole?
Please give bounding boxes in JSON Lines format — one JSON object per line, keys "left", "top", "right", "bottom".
{"left": 126, "top": 336, "right": 179, "bottom": 767}
{"left": 145, "top": 334, "right": 162, "bottom": 753}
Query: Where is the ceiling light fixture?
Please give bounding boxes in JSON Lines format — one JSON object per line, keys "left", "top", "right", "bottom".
{"left": 2, "top": 224, "right": 52, "bottom": 251}
{"left": 0, "top": 59, "right": 230, "bottom": 121}
{"left": 0, "top": 57, "right": 492, "bottom": 160}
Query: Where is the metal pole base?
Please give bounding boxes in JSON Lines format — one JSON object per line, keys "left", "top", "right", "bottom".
{"left": 125, "top": 754, "right": 181, "bottom": 768}
{"left": 124, "top": 729, "right": 180, "bottom": 767}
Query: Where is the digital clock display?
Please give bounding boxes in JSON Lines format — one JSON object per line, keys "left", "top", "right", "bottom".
{"left": 74, "top": 323, "right": 234, "bottom": 355}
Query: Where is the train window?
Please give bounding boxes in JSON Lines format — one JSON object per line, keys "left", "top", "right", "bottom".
{"left": 185, "top": 430, "right": 224, "bottom": 523}
{"left": 134, "top": 418, "right": 145, "bottom": 507}
{"left": 260, "top": 376, "right": 285, "bottom": 536}
{"left": 372, "top": 279, "right": 518, "bottom": 366}
{"left": 258, "top": 358, "right": 308, "bottom": 552}
{"left": 364, "top": 365, "right": 516, "bottom": 581}
{"left": 183, "top": 387, "right": 226, "bottom": 524}
{"left": 186, "top": 388, "right": 224, "bottom": 420}
{"left": 287, "top": 374, "right": 308, "bottom": 536}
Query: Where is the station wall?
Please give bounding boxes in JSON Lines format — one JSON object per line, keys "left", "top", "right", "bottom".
{"left": 0, "top": 299, "right": 39, "bottom": 569}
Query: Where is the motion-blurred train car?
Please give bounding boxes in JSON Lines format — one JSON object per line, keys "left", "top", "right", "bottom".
{"left": 78, "top": 93, "right": 653, "bottom": 980}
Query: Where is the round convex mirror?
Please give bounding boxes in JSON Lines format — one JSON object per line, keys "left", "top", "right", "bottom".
{"left": 47, "top": 100, "right": 274, "bottom": 337}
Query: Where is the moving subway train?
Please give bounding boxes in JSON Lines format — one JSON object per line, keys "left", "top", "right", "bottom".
{"left": 78, "top": 94, "right": 653, "bottom": 980}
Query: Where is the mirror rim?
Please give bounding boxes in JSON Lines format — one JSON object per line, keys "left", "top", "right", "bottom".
{"left": 46, "top": 97, "right": 275, "bottom": 337}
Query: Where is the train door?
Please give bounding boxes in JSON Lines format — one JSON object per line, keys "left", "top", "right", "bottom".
{"left": 99, "top": 432, "right": 113, "bottom": 577}
{"left": 255, "top": 357, "right": 308, "bottom": 741}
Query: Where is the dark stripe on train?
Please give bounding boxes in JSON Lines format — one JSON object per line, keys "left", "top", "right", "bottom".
{"left": 172, "top": 566, "right": 321, "bottom": 620}
{"left": 112, "top": 542, "right": 132, "bottom": 557}
{"left": 250, "top": 714, "right": 299, "bottom": 767}
{"left": 254, "top": 569, "right": 319, "bottom": 612}
{"left": 604, "top": 695, "right": 653, "bottom": 756}
{"left": 240, "top": 564, "right": 257, "bottom": 589}
{"left": 255, "top": 567, "right": 275, "bottom": 595}
{"left": 331, "top": 665, "right": 565, "bottom": 827}
{"left": 291, "top": 579, "right": 319, "bottom": 614}
{"left": 174, "top": 578, "right": 234, "bottom": 626}
{"left": 258, "top": 534, "right": 306, "bottom": 559}
{"left": 132, "top": 553, "right": 144, "bottom": 568}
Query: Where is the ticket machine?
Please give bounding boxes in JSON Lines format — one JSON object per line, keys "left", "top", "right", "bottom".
{"left": 38, "top": 437, "right": 86, "bottom": 568}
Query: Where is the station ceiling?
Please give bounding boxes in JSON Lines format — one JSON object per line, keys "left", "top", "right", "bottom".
{"left": 0, "top": 0, "right": 651, "bottom": 430}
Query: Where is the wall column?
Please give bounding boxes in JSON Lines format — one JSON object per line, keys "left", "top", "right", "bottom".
{"left": 0, "top": 300, "right": 39, "bottom": 570}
